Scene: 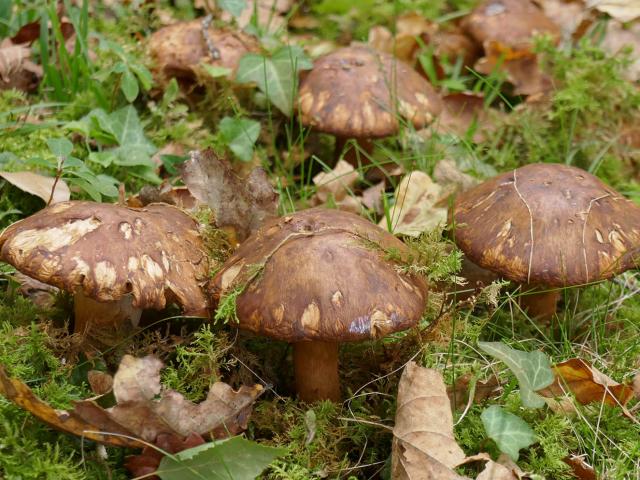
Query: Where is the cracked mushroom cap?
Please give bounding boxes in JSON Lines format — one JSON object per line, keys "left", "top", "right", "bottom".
{"left": 212, "top": 208, "right": 428, "bottom": 342}
{"left": 0, "top": 201, "right": 209, "bottom": 315}
{"left": 148, "top": 19, "right": 259, "bottom": 84}
{"left": 453, "top": 163, "right": 640, "bottom": 287}
{"left": 298, "top": 46, "right": 442, "bottom": 139}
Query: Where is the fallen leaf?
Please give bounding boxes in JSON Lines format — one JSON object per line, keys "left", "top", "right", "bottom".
{"left": 181, "top": 149, "right": 278, "bottom": 242}
{"left": 381, "top": 171, "right": 448, "bottom": 237}
{"left": 312, "top": 160, "right": 359, "bottom": 204}
{"left": 478, "top": 342, "right": 554, "bottom": 408}
{"left": 391, "top": 362, "right": 468, "bottom": 479}
{"left": 534, "top": 0, "right": 592, "bottom": 41}
{"left": 538, "top": 358, "right": 634, "bottom": 407}
{"left": 433, "top": 159, "right": 480, "bottom": 197}
{"left": 0, "top": 366, "right": 142, "bottom": 448}
{"left": 126, "top": 432, "right": 205, "bottom": 479}
{"left": 563, "top": 455, "right": 597, "bottom": 480}
{"left": 11, "top": 272, "right": 59, "bottom": 309}
{"left": 447, "top": 373, "right": 502, "bottom": 411}
{"left": 0, "top": 171, "right": 70, "bottom": 205}
{"left": 0, "top": 39, "right": 42, "bottom": 92}
{"left": 587, "top": 0, "right": 640, "bottom": 23}
{"left": 361, "top": 181, "right": 385, "bottom": 215}
{"left": 481, "top": 406, "right": 537, "bottom": 461}
{"left": 88, "top": 370, "right": 114, "bottom": 396}
{"left": 601, "top": 21, "right": 640, "bottom": 82}
{"left": 433, "top": 93, "right": 487, "bottom": 141}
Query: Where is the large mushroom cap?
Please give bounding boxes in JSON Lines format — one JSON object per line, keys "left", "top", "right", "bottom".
{"left": 0, "top": 201, "right": 209, "bottom": 315}
{"left": 148, "top": 19, "right": 259, "bottom": 84}
{"left": 212, "top": 208, "right": 428, "bottom": 342}
{"left": 298, "top": 46, "right": 442, "bottom": 139}
{"left": 453, "top": 163, "right": 640, "bottom": 287}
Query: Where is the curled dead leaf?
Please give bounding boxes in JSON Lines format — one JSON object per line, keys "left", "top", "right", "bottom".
{"left": 88, "top": 370, "right": 114, "bottom": 396}
{"left": 181, "top": 149, "right": 278, "bottom": 242}
{"left": 0, "top": 39, "right": 42, "bottom": 92}
{"left": 381, "top": 171, "right": 448, "bottom": 237}
{"left": 563, "top": 454, "right": 597, "bottom": 480}
{"left": 0, "top": 171, "right": 70, "bottom": 205}
{"left": 11, "top": 272, "right": 60, "bottom": 309}
{"left": 538, "top": 358, "right": 634, "bottom": 407}
{"left": 601, "top": 21, "right": 640, "bottom": 82}
{"left": 447, "top": 372, "right": 502, "bottom": 411}
{"left": 587, "top": 0, "right": 640, "bottom": 23}
{"left": 312, "top": 160, "right": 359, "bottom": 204}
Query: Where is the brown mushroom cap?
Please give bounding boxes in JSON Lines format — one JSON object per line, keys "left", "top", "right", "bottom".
{"left": 462, "top": 0, "right": 559, "bottom": 50}
{"left": 148, "top": 19, "right": 259, "bottom": 84}
{"left": 298, "top": 46, "right": 442, "bottom": 139}
{"left": 453, "top": 163, "right": 640, "bottom": 287}
{"left": 0, "top": 201, "right": 209, "bottom": 315}
{"left": 212, "top": 208, "right": 428, "bottom": 342}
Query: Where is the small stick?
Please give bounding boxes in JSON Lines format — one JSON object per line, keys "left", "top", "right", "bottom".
{"left": 201, "top": 14, "right": 221, "bottom": 60}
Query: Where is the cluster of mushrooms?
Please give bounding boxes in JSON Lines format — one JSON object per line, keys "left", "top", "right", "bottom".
{"left": 2, "top": 162, "right": 639, "bottom": 402}
{"left": 2, "top": 15, "right": 640, "bottom": 403}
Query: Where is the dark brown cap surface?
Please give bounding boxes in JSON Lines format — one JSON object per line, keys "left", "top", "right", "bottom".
{"left": 298, "top": 46, "right": 442, "bottom": 138}
{"left": 0, "top": 201, "right": 209, "bottom": 314}
{"left": 212, "top": 208, "right": 427, "bottom": 342}
{"left": 148, "top": 19, "right": 259, "bottom": 83}
{"left": 462, "top": 0, "right": 559, "bottom": 50}
{"left": 453, "top": 163, "right": 640, "bottom": 287}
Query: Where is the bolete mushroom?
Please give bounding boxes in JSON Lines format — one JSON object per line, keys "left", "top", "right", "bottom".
{"left": 298, "top": 45, "right": 442, "bottom": 165}
{"left": 211, "top": 208, "right": 428, "bottom": 402}
{"left": 0, "top": 201, "right": 209, "bottom": 347}
{"left": 148, "top": 19, "right": 259, "bottom": 89}
{"left": 452, "top": 163, "right": 640, "bottom": 319}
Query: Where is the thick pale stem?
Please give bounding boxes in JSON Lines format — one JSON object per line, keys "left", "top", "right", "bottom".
{"left": 73, "top": 291, "right": 142, "bottom": 347}
{"left": 519, "top": 287, "right": 561, "bottom": 322}
{"left": 293, "top": 341, "right": 340, "bottom": 402}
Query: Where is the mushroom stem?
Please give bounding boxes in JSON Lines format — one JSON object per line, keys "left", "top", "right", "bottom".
{"left": 519, "top": 287, "right": 561, "bottom": 322}
{"left": 293, "top": 341, "right": 340, "bottom": 402}
{"left": 74, "top": 291, "right": 142, "bottom": 347}
{"left": 335, "top": 137, "right": 374, "bottom": 166}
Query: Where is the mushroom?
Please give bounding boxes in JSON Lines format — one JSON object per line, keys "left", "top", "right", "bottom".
{"left": 452, "top": 163, "right": 640, "bottom": 319}
{"left": 0, "top": 201, "right": 209, "bottom": 347}
{"left": 211, "top": 208, "right": 428, "bottom": 402}
{"left": 298, "top": 45, "right": 442, "bottom": 166}
{"left": 148, "top": 19, "right": 259, "bottom": 89}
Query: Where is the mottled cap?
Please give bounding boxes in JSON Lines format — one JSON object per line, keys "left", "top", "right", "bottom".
{"left": 462, "top": 0, "right": 559, "bottom": 50}
{"left": 453, "top": 163, "right": 640, "bottom": 287}
{"left": 0, "top": 201, "right": 209, "bottom": 315}
{"left": 212, "top": 208, "right": 428, "bottom": 342}
{"left": 148, "top": 19, "right": 259, "bottom": 83}
{"left": 298, "top": 46, "right": 442, "bottom": 138}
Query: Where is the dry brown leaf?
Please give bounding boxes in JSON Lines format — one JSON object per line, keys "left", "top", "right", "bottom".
{"left": 0, "top": 39, "right": 42, "bottom": 92}
{"left": 447, "top": 373, "right": 502, "bottom": 411}
{"left": 633, "top": 371, "right": 640, "bottom": 399}
{"left": 10, "top": 272, "right": 59, "bottom": 309}
{"left": 312, "top": 160, "right": 359, "bottom": 204}
{"left": 181, "top": 149, "right": 278, "bottom": 241}
{"left": 563, "top": 455, "right": 597, "bottom": 480}
{"left": 538, "top": 358, "right": 634, "bottom": 407}
{"left": 107, "top": 355, "right": 264, "bottom": 440}
{"left": 0, "top": 171, "right": 70, "bottom": 205}
{"left": 587, "top": 0, "right": 640, "bottom": 23}
{"left": 391, "top": 362, "right": 468, "bottom": 480}
{"left": 433, "top": 159, "right": 480, "bottom": 195}
{"left": 432, "top": 93, "right": 491, "bottom": 142}
{"left": 88, "top": 370, "right": 114, "bottom": 396}
{"left": 0, "top": 366, "right": 142, "bottom": 448}
{"left": 361, "top": 181, "right": 385, "bottom": 215}
{"left": 601, "top": 21, "right": 640, "bottom": 82}
{"left": 380, "top": 171, "right": 447, "bottom": 236}
{"left": 534, "top": 0, "right": 592, "bottom": 41}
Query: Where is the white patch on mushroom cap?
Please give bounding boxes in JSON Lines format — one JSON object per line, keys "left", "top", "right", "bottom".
{"left": 7, "top": 218, "right": 101, "bottom": 262}
{"left": 141, "top": 254, "right": 164, "bottom": 281}
{"left": 127, "top": 257, "right": 140, "bottom": 271}
{"left": 95, "top": 261, "right": 117, "bottom": 289}
{"left": 300, "top": 302, "right": 321, "bottom": 332}
{"left": 119, "top": 222, "right": 133, "bottom": 240}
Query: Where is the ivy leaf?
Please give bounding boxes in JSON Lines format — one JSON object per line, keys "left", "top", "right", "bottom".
{"left": 217, "top": 0, "right": 247, "bottom": 18}
{"left": 236, "top": 46, "right": 312, "bottom": 116}
{"left": 46, "top": 137, "right": 73, "bottom": 158}
{"left": 120, "top": 68, "right": 139, "bottom": 102}
{"left": 156, "top": 436, "right": 286, "bottom": 480}
{"left": 218, "top": 117, "right": 261, "bottom": 162}
{"left": 481, "top": 406, "right": 537, "bottom": 461}
{"left": 478, "top": 341, "right": 554, "bottom": 408}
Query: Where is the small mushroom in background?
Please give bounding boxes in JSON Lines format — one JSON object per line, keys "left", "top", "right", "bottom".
{"left": 211, "top": 208, "right": 428, "bottom": 402}
{"left": 297, "top": 45, "right": 442, "bottom": 169}
{"left": 147, "top": 19, "right": 259, "bottom": 90}
{"left": 0, "top": 201, "right": 209, "bottom": 348}
{"left": 452, "top": 163, "right": 640, "bottom": 320}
